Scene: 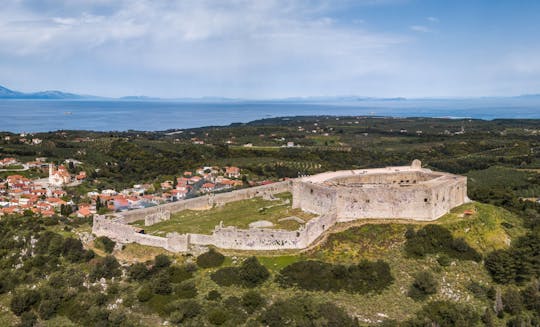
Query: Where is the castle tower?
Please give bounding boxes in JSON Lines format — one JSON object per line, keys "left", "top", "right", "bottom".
{"left": 48, "top": 163, "right": 54, "bottom": 184}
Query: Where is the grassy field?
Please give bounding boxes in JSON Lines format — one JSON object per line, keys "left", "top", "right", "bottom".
{"left": 132, "top": 192, "right": 316, "bottom": 235}
{"left": 437, "top": 202, "right": 525, "bottom": 254}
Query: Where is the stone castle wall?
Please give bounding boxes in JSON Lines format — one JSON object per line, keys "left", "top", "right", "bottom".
{"left": 92, "top": 215, "right": 189, "bottom": 252}
{"left": 144, "top": 209, "right": 171, "bottom": 226}
{"left": 291, "top": 182, "right": 336, "bottom": 215}
{"left": 117, "top": 181, "right": 291, "bottom": 224}
{"left": 92, "top": 161, "right": 468, "bottom": 253}
{"left": 292, "top": 164, "right": 467, "bottom": 222}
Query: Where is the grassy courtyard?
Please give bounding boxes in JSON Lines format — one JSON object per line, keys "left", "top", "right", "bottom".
{"left": 131, "top": 192, "right": 316, "bottom": 236}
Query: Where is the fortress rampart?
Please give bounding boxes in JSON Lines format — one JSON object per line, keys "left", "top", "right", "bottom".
{"left": 292, "top": 160, "right": 467, "bottom": 221}
{"left": 92, "top": 160, "right": 467, "bottom": 253}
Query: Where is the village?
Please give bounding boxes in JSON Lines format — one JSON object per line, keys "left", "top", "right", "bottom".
{"left": 0, "top": 156, "right": 261, "bottom": 219}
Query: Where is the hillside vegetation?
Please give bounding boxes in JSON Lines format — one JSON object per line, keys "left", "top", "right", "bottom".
{"left": 2, "top": 117, "right": 540, "bottom": 326}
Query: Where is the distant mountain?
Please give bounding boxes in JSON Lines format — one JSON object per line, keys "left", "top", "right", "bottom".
{"left": 514, "top": 94, "right": 540, "bottom": 99}
{"left": 0, "top": 85, "right": 23, "bottom": 98}
{"left": 0, "top": 84, "right": 87, "bottom": 99}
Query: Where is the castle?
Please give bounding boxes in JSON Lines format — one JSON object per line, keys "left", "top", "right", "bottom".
{"left": 92, "top": 160, "right": 467, "bottom": 253}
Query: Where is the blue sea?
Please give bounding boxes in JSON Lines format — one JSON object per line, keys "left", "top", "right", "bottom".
{"left": 1, "top": 98, "right": 540, "bottom": 133}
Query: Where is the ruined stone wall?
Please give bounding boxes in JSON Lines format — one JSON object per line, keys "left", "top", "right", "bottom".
{"left": 335, "top": 186, "right": 434, "bottom": 221}
{"left": 92, "top": 216, "right": 189, "bottom": 252}
{"left": 331, "top": 171, "right": 438, "bottom": 185}
{"left": 303, "top": 211, "right": 338, "bottom": 244}
{"left": 293, "top": 165, "right": 468, "bottom": 222}
{"left": 187, "top": 209, "right": 339, "bottom": 251}
{"left": 429, "top": 176, "right": 467, "bottom": 219}
{"left": 118, "top": 181, "right": 291, "bottom": 223}
{"left": 118, "top": 196, "right": 211, "bottom": 223}
{"left": 292, "top": 182, "right": 336, "bottom": 215}
{"left": 209, "top": 226, "right": 304, "bottom": 250}
{"left": 92, "top": 163, "right": 467, "bottom": 253}
{"left": 144, "top": 210, "right": 171, "bottom": 226}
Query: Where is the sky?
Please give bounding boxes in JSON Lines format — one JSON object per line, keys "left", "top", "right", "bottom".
{"left": 1, "top": 0, "right": 540, "bottom": 98}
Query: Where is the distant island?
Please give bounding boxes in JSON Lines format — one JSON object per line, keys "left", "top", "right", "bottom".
{"left": 2, "top": 83, "right": 540, "bottom": 102}
{"left": 0, "top": 85, "right": 88, "bottom": 100}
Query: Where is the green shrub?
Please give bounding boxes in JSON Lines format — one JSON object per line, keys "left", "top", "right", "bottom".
{"left": 211, "top": 267, "right": 241, "bottom": 287}
{"left": 168, "top": 300, "right": 201, "bottom": 324}
{"left": 89, "top": 255, "right": 121, "bottom": 281}
{"left": 502, "top": 288, "right": 523, "bottom": 314}
{"left": 485, "top": 232, "right": 540, "bottom": 284}
{"left": 136, "top": 284, "right": 153, "bottom": 302}
{"left": 278, "top": 259, "right": 393, "bottom": 293}
{"left": 206, "top": 290, "right": 222, "bottom": 301}
{"left": 211, "top": 257, "right": 269, "bottom": 288}
{"left": 151, "top": 271, "right": 172, "bottom": 295}
{"left": 168, "top": 265, "right": 193, "bottom": 283}
{"left": 127, "top": 262, "right": 149, "bottom": 281}
{"left": 94, "top": 236, "right": 116, "bottom": 253}
{"left": 404, "top": 225, "right": 481, "bottom": 261}
{"left": 196, "top": 248, "right": 225, "bottom": 268}
{"left": 174, "top": 281, "right": 197, "bottom": 299}
{"left": 208, "top": 307, "right": 229, "bottom": 325}
{"left": 154, "top": 254, "right": 171, "bottom": 269}
{"left": 259, "top": 296, "right": 356, "bottom": 327}
{"left": 437, "top": 254, "right": 451, "bottom": 267}
{"left": 467, "top": 281, "right": 488, "bottom": 299}
{"left": 408, "top": 271, "right": 438, "bottom": 301}
{"left": 19, "top": 311, "right": 38, "bottom": 327}
{"left": 38, "top": 299, "right": 59, "bottom": 320}
{"left": 241, "top": 290, "right": 266, "bottom": 314}
{"left": 239, "top": 257, "right": 270, "bottom": 287}
{"left": 407, "top": 300, "right": 480, "bottom": 326}
{"left": 10, "top": 289, "right": 41, "bottom": 316}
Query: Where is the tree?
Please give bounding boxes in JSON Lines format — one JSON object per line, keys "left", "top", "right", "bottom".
{"left": 481, "top": 308, "right": 496, "bottom": 327}
{"left": 206, "top": 290, "right": 222, "bottom": 301}
{"left": 211, "top": 257, "right": 270, "bottom": 288}
{"left": 174, "top": 281, "right": 197, "bottom": 299}
{"left": 38, "top": 299, "right": 60, "bottom": 320}
{"left": 89, "top": 255, "right": 121, "bottom": 281}
{"left": 169, "top": 300, "right": 201, "bottom": 324}
{"left": 241, "top": 290, "right": 265, "bottom": 314}
{"left": 502, "top": 288, "right": 523, "bottom": 315}
{"left": 19, "top": 311, "right": 38, "bottom": 327}
{"left": 259, "top": 296, "right": 356, "bottom": 327}
{"left": 137, "top": 284, "right": 153, "bottom": 302}
{"left": 154, "top": 254, "right": 171, "bottom": 269}
{"left": 485, "top": 250, "right": 517, "bottom": 284}
{"left": 408, "top": 271, "right": 438, "bottom": 301}
{"left": 128, "top": 262, "right": 149, "bottom": 281}
{"left": 196, "top": 248, "right": 225, "bottom": 268}
{"left": 151, "top": 271, "right": 172, "bottom": 295}
{"left": 10, "top": 289, "right": 40, "bottom": 316}
{"left": 239, "top": 257, "right": 270, "bottom": 288}
{"left": 96, "top": 196, "right": 102, "bottom": 211}
{"left": 408, "top": 301, "right": 480, "bottom": 327}
{"left": 208, "top": 307, "right": 229, "bottom": 325}
{"left": 95, "top": 236, "right": 116, "bottom": 254}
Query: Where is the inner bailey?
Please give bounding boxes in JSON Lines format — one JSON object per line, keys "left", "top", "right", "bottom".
{"left": 92, "top": 160, "right": 467, "bottom": 253}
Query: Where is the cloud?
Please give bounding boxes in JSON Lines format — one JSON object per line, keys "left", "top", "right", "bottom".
{"left": 0, "top": 0, "right": 409, "bottom": 96}
{"left": 427, "top": 16, "right": 439, "bottom": 23}
{"left": 410, "top": 25, "right": 431, "bottom": 33}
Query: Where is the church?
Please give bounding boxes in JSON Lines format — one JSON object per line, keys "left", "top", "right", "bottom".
{"left": 48, "top": 164, "right": 71, "bottom": 187}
